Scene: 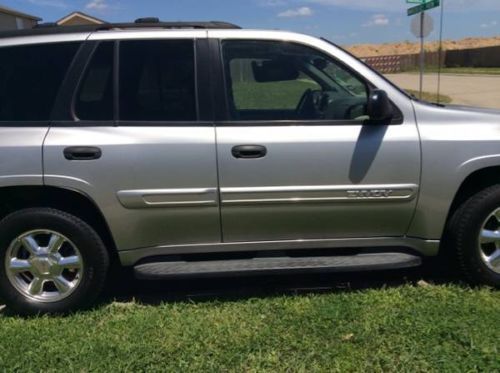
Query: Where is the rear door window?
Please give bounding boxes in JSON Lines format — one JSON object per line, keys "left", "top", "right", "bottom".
{"left": 0, "top": 42, "right": 80, "bottom": 122}
{"left": 119, "top": 40, "right": 197, "bottom": 122}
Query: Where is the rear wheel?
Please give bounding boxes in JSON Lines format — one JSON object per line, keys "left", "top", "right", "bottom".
{"left": 0, "top": 208, "right": 109, "bottom": 315}
{"left": 448, "top": 185, "right": 500, "bottom": 287}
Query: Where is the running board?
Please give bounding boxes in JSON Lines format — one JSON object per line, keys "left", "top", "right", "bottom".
{"left": 134, "top": 252, "right": 422, "bottom": 280}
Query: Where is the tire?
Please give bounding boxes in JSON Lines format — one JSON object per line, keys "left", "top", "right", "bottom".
{"left": 448, "top": 185, "right": 500, "bottom": 287}
{"left": 0, "top": 208, "right": 109, "bottom": 315}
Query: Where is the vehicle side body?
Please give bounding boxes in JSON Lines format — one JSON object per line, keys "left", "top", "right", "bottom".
{"left": 1, "top": 25, "right": 500, "bottom": 314}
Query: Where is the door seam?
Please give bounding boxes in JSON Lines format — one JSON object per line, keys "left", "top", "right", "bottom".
{"left": 214, "top": 126, "right": 225, "bottom": 243}
{"left": 41, "top": 126, "right": 51, "bottom": 186}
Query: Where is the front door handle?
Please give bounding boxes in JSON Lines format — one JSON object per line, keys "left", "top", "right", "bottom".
{"left": 63, "top": 146, "right": 102, "bottom": 160}
{"left": 231, "top": 145, "right": 267, "bottom": 159}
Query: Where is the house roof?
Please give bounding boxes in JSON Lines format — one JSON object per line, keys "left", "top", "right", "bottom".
{"left": 56, "top": 11, "right": 106, "bottom": 25}
{"left": 0, "top": 5, "right": 42, "bottom": 21}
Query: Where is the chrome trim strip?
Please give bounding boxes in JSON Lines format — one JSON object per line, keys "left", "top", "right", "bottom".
{"left": 221, "top": 184, "right": 418, "bottom": 205}
{"left": 118, "top": 237, "right": 439, "bottom": 266}
{"left": 117, "top": 188, "right": 218, "bottom": 209}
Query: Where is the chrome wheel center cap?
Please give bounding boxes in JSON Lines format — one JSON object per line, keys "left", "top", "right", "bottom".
{"left": 30, "top": 255, "right": 55, "bottom": 276}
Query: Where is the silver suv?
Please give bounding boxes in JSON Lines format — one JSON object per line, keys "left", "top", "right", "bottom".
{"left": 1, "top": 20, "right": 499, "bottom": 314}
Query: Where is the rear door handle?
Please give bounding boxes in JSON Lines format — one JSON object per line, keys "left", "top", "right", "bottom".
{"left": 63, "top": 146, "right": 102, "bottom": 160}
{"left": 231, "top": 145, "right": 267, "bottom": 159}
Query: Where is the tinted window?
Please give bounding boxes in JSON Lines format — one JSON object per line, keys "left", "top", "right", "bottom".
{"left": 75, "top": 42, "right": 114, "bottom": 121}
{"left": 0, "top": 42, "right": 80, "bottom": 122}
{"left": 119, "top": 40, "right": 196, "bottom": 121}
{"left": 222, "top": 41, "right": 368, "bottom": 121}
{"left": 229, "top": 58, "right": 321, "bottom": 112}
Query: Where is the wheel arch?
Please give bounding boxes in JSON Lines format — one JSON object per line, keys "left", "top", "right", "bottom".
{"left": 0, "top": 185, "right": 119, "bottom": 265}
{"left": 446, "top": 166, "right": 500, "bottom": 226}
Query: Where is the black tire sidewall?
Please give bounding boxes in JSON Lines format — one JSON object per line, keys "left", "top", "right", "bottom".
{"left": 453, "top": 186, "right": 500, "bottom": 287}
{"left": 0, "top": 208, "right": 109, "bottom": 315}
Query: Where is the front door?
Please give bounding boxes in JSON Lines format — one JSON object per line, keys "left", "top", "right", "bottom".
{"left": 215, "top": 39, "right": 420, "bottom": 242}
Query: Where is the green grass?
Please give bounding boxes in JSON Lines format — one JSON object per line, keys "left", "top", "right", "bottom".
{"left": 404, "top": 67, "right": 500, "bottom": 75}
{"left": 0, "top": 284, "right": 499, "bottom": 371}
{"left": 232, "top": 80, "right": 319, "bottom": 110}
{"left": 406, "top": 89, "right": 453, "bottom": 104}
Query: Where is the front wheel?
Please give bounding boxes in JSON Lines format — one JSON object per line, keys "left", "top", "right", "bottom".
{"left": 0, "top": 208, "right": 109, "bottom": 315}
{"left": 448, "top": 185, "right": 500, "bottom": 287}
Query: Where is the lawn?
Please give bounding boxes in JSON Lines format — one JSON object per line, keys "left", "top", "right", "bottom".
{"left": 406, "top": 89, "right": 453, "bottom": 104}
{"left": 232, "top": 82, "right": 453, "bottom": 112}
{"left": 0, "top": 283, "right": 498, "bottom": 371}
{"left": 232, "top": 80, "right": 320, "bottom": 110}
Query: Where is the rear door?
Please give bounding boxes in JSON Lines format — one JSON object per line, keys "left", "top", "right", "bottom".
{"left": 212, "top": 36, "right": 421, "bottom": 242}
{"left": 44, "top": 33, "right": 221, "bottom": 252}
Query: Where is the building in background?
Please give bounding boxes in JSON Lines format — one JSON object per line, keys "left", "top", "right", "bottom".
{"left": 0, "top": 5, "right": 41, "bottom": 30}
{"left": 56, "top": 12, "right": 105, "bottom": 26}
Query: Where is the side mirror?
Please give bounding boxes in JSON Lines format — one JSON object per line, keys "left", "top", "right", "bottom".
{"left": 367, "top": 89, "right": 393, "bottom": 122}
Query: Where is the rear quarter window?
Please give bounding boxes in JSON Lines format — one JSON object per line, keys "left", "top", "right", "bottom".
{"left": 0, "top": 42, "right": 81, "bottom": 122}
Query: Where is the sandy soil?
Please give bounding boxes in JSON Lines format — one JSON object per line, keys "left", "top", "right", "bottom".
{"left": 346, "top": 36, "right": 500, "bottom": 57}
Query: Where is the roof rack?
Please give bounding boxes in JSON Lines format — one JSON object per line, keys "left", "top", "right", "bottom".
{"left": 0, "top": 20, "right": 241, "bottom": 39}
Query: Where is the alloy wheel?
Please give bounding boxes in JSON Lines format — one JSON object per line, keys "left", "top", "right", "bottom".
{"left": 478, "top": 209, "right": 500, "bottom": 274}
{"left": 4, "top": 230, "right": 84, "bottom": 302}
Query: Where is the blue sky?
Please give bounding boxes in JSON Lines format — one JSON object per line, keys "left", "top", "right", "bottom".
{"left": 2, "top": 0, "right": 500, "bottom": 44}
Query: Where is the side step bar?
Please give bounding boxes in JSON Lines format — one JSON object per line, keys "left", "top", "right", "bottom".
{"left": 134, "top": 252, "right": 422, "bottom": 280}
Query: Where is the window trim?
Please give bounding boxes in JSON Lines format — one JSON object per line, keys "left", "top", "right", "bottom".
{"left": 50, "top": 120, "right": 215, "bottom": 128}
{"left": 209, "top": 38, "right": 228, "bottom": 122}
{"left": 217, "top": 39, "right": 403, "bottom": 126}
{"left": 113, "top": 40, "right": 120, "bottom": 122}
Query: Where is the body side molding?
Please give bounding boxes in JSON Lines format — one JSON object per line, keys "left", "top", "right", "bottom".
{"left": 117, "top": 188, "right": 218, "bottom": 209}
{"left": 221, "top": 184, "right": 418, "bottom": 205}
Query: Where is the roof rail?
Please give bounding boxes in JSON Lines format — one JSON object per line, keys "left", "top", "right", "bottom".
{"left": 0, "top": 21, "right": 241, "bottom": 39}
{"left": 34, "top": 22, "right": 59, "bottom": 28}
{"left": 135, "top": 17, "right": 160, "bottom": 24}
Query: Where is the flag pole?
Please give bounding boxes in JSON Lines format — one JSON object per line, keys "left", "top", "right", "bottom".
{"left": 437, "top": 0, "right": 445, "bottom": 103}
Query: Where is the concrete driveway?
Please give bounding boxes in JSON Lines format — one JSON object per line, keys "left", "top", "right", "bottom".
{"left": 385, "top": 73, "right": 500, "bottom": 109}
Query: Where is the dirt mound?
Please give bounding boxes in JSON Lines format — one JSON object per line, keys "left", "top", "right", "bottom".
{"left": 346, "top": 36, "right": 500, "bottom": 57}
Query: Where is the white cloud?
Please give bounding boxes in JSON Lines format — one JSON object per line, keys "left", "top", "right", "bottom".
{"left": 481, "top": 20, "right": 498, "bottom": 28}
{"left": 86, "top": 0, "right": 108, "bottom": 10}
{"left": 27, "top": 0, "right": 67, "bottom": 8}
{"left": 307, "top": 0, "right": 500, "bottom": 12}
{"left": 363, "top": 14, "right": 389, "bottom": 27}
{"left": 278, "top": 6, "right": 313, "bottom": 17}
